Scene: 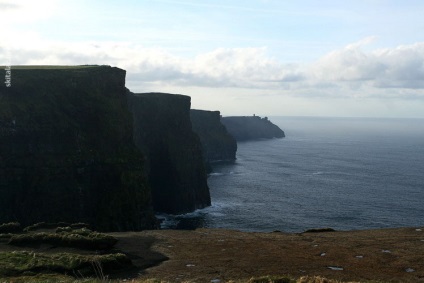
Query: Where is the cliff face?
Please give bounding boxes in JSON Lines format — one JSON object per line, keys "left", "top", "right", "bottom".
{"left": 221, "top": 116, "right": 285, "bottom": 141}
{"left": 190, "top": 110, "right": 237, "bottom": 167}
{"left": 127, "top": 92, "right": 211, "bottom": 214}
{"left": 0, "top": 66, "right": 156, "bottom": 231}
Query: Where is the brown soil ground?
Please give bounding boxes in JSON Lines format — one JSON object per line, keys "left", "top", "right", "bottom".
{"left": 109, "top": 227, "right": 424, "bottom": 283}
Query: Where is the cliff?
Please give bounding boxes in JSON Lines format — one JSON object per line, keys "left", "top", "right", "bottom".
{"left": 190, "top": 109, "right": 237, "bottom": 168}
{"left": 0, "top": 66, "right": 156, "bottom": 231}
{"left": 127, "top": 92, "right": 211, "bottom": 214}
{"left": 221, "top": 116, "right": 285, "bottom": 141}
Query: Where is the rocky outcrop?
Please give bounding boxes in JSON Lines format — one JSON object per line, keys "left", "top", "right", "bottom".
{"left": 190, "top": 110, "right": 237, "bottom": 170}
{"left": 0, "top": 66, "right": 156, "bottom": 231}
{"left": 221, "top": 116, "right": 285, "bottom": 141}
{"left": 127, "top": 92, "right": 211, "bottom": 214}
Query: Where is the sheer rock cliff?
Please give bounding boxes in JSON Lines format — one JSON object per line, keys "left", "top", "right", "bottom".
{"left": 221, "top": 116, "right": 285, "bottom": 141}
{"left": 127, "top": 92, "right": 211, "bottom": 214}
{"left": 0, "top": 66, "right": 156, "bottom": 231}
{"left": 190, "top": 109, "right": 237, "bottom": 171}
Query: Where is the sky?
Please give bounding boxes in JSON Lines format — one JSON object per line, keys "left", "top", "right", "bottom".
{"left": 1, "top": 0, "right": 424, "bottom": 117}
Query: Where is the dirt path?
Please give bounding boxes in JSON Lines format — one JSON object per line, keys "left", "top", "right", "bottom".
{"left": 110, "top": 227, "right": 424, "bottom": 282}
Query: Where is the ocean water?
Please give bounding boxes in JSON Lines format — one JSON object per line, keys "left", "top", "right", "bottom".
{"left": 159, "top": 117, "right": 424, "bottom": 233}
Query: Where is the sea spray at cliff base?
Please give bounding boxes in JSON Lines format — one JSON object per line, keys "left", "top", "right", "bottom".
{"left": 161, "top": 117, "right": 424, "bottom": 232}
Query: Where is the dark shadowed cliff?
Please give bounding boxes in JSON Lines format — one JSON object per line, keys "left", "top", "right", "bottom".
{"left": 221, "top": 116, "right": 285, "bottom": 141}
{"left": 127, "top": 92, "right": 211, "bottom": 214}
{"left": 190, "top": 110, "right": 237, "bottom": 171}
{"left": 0, "top": 66, "right": 156, "bottom": 231}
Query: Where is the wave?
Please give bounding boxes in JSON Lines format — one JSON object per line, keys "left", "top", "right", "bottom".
{"left": 208, "top": 171, "right": 242, "bottom": 177}
{"left": 209, "top": 172, "right": 224, "bottom": 177}
{"left": 157, "top": 201, "right": 235, "bottom": 229}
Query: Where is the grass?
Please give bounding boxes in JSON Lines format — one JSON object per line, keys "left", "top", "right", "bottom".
{"left": 8, "top": 229, "right": 117, "bottom": 250}
{"left": 248, "top": 276, "right": 293, "bottom": 283}
{"left": 0, "top": 222, "right": 22, "bottom": 233}
{"left": 0, "top": 251, "right": 131, "bottom": 278}
{"left": 0, "top": 276, "right": 366, "bottom": 283}
{"left": 0, "top": 234, "right": 13, "bottom": 242}
{"left": 0, "top": 223, "right": 131, "bottom": 281}
{"left": 24, "top": 222, "right": 90, "bottom": 232}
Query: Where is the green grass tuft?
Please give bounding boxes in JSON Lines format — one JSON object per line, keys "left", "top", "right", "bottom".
{"left": 0, "top": 222, "right": 22, "bottom": 233}
{"left": 8, "top": 230, "right": 117, "bottom": 250}
{"left": 0, "top": 251, "right": 131, "bottom": 278}
{"left": 249, "top": 276, "right": 294, "bottom": 283}
{"left": 23, "top": 222, "right": 91, "bottom": 232}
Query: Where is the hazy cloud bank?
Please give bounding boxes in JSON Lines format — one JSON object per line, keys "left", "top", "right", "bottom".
{"left": 312, "top": 41, "right": 424, "bottom": 90}
{"left": 1, "top": 38, "right": 424, "bottom": 98}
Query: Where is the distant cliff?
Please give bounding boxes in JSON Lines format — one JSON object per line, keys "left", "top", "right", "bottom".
{"left": 221, "top": 116, "right": 285, "bottom": 141}
{"left": 190, "top": 110, "right": 237, "bottom": 169}
{"left": 127, "top": 92, "right": 211, "bottom": 214}
{"left": 0, "top": 66, "right": 156, "bottom": 231}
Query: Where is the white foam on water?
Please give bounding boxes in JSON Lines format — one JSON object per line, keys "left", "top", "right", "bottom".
{"left": 209, "top": 173, "right": 224, "bottom": 177}
{"left": 157, "top": 201, "right": 238, "bottom": 229}
{"left": 157, "top": 214, "right": 180, "bottom": 229}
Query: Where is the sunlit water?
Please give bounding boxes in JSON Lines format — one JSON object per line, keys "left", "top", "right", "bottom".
{"left": 159, "top": 117, "right": 424, "bottom": 232}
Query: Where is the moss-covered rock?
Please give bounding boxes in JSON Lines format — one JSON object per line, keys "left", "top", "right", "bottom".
{"left": 127, "top": 92, "right": 211, "bottom": 214}
{"left": 0, "top": 65, "right": 156, "bottom": 231}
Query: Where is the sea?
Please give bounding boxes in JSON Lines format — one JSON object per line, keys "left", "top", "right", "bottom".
{"left": 159, "top": 117, "right": 424, "bottom": 233}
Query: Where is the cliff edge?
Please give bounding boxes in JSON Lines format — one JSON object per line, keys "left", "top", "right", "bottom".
{"left": 127, "top": 92, "right": 211, "bottom": 214}
{"left": 190, "top": 110, "right": 237, "bottom": 171}
{"left": 0, "top": 66, "right": 156, "bottom": 231}
{"left": 221, "top": 116, "right": 285, "bottom": 141}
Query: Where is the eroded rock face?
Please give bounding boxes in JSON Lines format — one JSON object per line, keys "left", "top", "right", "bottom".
{"left": 221, "top": 116, "right": 285, "bottom": 141}
{"left": 190, "top": 110, "right": 237, "bottom": 170}
{"left": 127, "top": 92, "right": 211, "bottom": 214}
{"left": 0, "top": 66, "right": 156, "bottom": 231}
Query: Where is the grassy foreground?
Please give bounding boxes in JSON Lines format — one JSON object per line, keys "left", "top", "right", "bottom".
{"left": 0, "top": 222, "right": 134, "bottom": 281}
{"left": 0, "top": 251, "right": 130, "bottom": 278}
{"left": 1, "top": 224, "right": 423, "bottom": 282}
{"left": 0, "top": 275, "right": 368, "bottom": 283}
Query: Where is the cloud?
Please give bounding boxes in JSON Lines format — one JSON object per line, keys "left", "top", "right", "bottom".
{"left": 0, "top": 2, "right": 20, "bottom": 10}
{"left": 373, "top": 44, "right": 424, "bottom": 89}
{"left": 3, "top": 38, "right": 424, "bottom": 99}
{"left": 310, "top": 40, "right": 424, "bottom": 90}
{"left": 0, "top": 0, "right": 57, "bottom": 24}
{"left": 4, "top": 42, "right": 287, "bottom": 88}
